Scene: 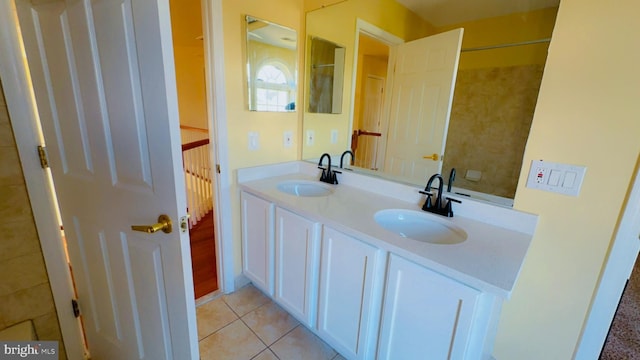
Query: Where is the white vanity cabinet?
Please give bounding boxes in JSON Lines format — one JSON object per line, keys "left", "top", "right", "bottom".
{"left": 377, "top": 254, "right": 487, "bottom": 360}
{"left": 238, "top": 179, "right": 516, "bottom": 360}
{"left": 317, "top": 226, "right": 384, "bottom": 360}
{"left": 241, "top": 191, "right": 274, "bottom": 295}
{"left": 274, "top": 207, "right": 320, "bottom": 326}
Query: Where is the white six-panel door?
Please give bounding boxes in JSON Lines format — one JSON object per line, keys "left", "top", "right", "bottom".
{"left": 358, "top": 75, "right": 384, "bottom": 170}
{"left": 14, "top": 0, "right": 198, "bottom": 358}
{"left": 383, "top": 29, "right": 463, "bottom": 184}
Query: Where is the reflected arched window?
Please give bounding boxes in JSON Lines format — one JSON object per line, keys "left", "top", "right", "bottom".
{"left": 255, "top": 64, "right": 294, "bottom": 111}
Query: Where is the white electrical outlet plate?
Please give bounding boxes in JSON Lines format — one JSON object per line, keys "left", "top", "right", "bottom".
{"left": 526, "top": 160, "right": 587, "bottom": 196}
{"left": 306, "top": 130, "right": 315, "bottom": 146}
{"left": 330, "top": 129, "right": 338, "bottom": 144}
{"left": 283, "top": 131, "right": 293, "bottom": 148}
{"left": 248, "top": 132, "right": 259, "bottom": 150}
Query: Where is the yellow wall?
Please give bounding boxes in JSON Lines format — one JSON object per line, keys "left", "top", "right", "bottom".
{"left": 304, "top": 0, "right": 346, "bottom": 13}
{"left": 302, "top": 0, "right": 433, "bottom": 159}
{"left": 438, "top": 7, "right": 558, "bottom": 70}
{"left": 173, "top": 47, "right": 208, "bottom": 129}
{"left": 222, "top": 0, "right": 303, "bottom": 277}
{"left": 170, "top": 0, "right": 208, "bottom": 129}
{"left": 494, "top": 0, "right": 640, "bottom": 358}
{"left": 223, "top": 0, "right": 302, "bottom": 170}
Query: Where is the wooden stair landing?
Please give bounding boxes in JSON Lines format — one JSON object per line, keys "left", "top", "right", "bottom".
{"left": 189, "top": 211, "right": 218, "bottom": 299}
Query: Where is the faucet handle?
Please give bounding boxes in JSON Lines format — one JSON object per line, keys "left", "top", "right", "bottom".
{"left": 318, "top": 168, "right": 328, "bottom": 183}
{"left": 420, "top": 191, "right": 434, "bottom": 211}
{"left": 445, "top": 197, "right": 461, "bottom": 204}
{"left": 443, "top": 197, "right": 461, "bottom": 217}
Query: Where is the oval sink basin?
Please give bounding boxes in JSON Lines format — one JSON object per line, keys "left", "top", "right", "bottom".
{"left": 374, "top": 209, "right": 467, "bottom": 245}
{"left": 277, "top": 180, "right": 334, "bottom": 197}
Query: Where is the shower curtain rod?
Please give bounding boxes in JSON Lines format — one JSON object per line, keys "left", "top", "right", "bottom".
{"left": 461, "top": 38, "right": 551, "bottom": 52}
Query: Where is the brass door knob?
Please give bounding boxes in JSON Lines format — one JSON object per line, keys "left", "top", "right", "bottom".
{"left": 131, "top": 214, "right": 173, "bottom": 234}
{"left": 423, "top": 153, "right": 439, "bottom": 161}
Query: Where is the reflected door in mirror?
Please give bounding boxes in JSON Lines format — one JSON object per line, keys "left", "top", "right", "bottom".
{"left": 383, "top": 29, "right": 463, "bottom": 185}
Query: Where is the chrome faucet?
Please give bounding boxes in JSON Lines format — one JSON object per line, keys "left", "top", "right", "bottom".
{"left": 340, "top": 150, "right": 354, "bottom": 169}
{"left": 318, "top": 153, "right": 339, "bottom": 184}
{"left": 419, "top": 173, "right": 461, "bottom": 217}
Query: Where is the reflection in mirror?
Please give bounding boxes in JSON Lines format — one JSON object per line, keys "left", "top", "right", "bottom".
{"left": 308, "top": 37, "right": 346, "bottom": 114}
{"left": 442, "top": 47, "right": 545, "bottom": 198}
{"left": 246, "top": 16, "right": 297, "bottom": 112}
{"left": 303, "top": 0, "right": 559, "bottom": 204}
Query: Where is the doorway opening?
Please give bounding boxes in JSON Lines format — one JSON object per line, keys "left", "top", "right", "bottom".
{"left": 600, "top": 253, "right": 640, "bottom": 358}
{"left": 169, "top": 0, "right": 219, "bottom": 299}
{"left": 351, "top": 32, "right": 389, "bottom": 170}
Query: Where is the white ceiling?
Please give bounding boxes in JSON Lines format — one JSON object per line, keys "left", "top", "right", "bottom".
{"left": 395, "top": 0, "right": 560, "bottom": 27}
{"left": 248, "top": 17, "right": 297, "bottom": 50}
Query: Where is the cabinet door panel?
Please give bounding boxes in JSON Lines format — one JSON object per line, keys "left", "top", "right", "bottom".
{"left": 241, "top": 191, "right": 274, "bottom": 295}
{"left": 378, "top": 254, "right": 480, "bottom": 360}
{"left": 318, "top": 227, "right": 380, "bottom": 359}
{"left": 275, "top": 207, "right": 319, "bottom": 325}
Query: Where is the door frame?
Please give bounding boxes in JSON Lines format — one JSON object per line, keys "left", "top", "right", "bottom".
{"left": 202, "top": 0, "right": 234, "bottom": 293}
{"left": 0, "top": 0, "right": 233, "bottom": 357}
{"left": 574, "top": 157, "right": 640, "bottom": 359}
{"left": 348, "top": 19, "right": 403, "bottom": 166}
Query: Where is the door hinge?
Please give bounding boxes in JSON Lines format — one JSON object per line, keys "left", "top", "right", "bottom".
{"left": 37, "top": 145, "right": 49, "bottom": 169}
{"left": 71, "top": 299, "right": 81, "bottom": 318}
{"left": 216, "top": 164, "right": 221, "bottom": 174}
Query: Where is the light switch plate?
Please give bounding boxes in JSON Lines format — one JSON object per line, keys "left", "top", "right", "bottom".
{"left": 283, "top": 131, "right": 293, "bottom": 148}
{"left": 526, "top": 160, "right": 587, "bottom": 196}
{"left": 248, "top": 132, "right": 259, "bottom": 150}
{"left": 330, "top": 129, "right": 338, "bottom": 144}
{"left": 306, "top": 130, "right": 315, "bottom": 146}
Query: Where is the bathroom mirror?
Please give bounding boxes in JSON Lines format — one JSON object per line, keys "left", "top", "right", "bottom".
{"left": 308, "top": 37, "right": 346, "bottom": 114}
{"left": 302, "top": 0, "right": 559, "bottom": 203}
{"left": 246, "top": 16, "right": 298, "bottom": 112}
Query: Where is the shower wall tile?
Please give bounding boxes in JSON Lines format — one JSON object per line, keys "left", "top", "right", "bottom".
{"left": 0, "top": 184, "right": 33, "bottom": 223}
{"left": 0, "top": 283, "right": 56, "bottom": 325}
{"left": 33, "top": 312, "right": 64, "bottom": 349}
{"left": 0, "top": 105, "right": 8, "bottom": 124}
{"left": 0, "top": 122, "right": 14, "bottom": 146}
{"left": 443, "top": 64, "right": 544, "bottom": 198}
{"left": 0, "top": 220, "right": 41, "bottom": 262}
{"left": 0, "top": 253, "right": 49, "bottom": 297}
{"left": 0, "top": 80, "right": 65, "bottom": 358}
{"left": 0, "top": 146, "right": 23, "bottom": 186}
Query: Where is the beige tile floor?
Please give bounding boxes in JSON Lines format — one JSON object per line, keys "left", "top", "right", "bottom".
{"left": 197, "top": 284, "right": 346, "bottom": 360}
